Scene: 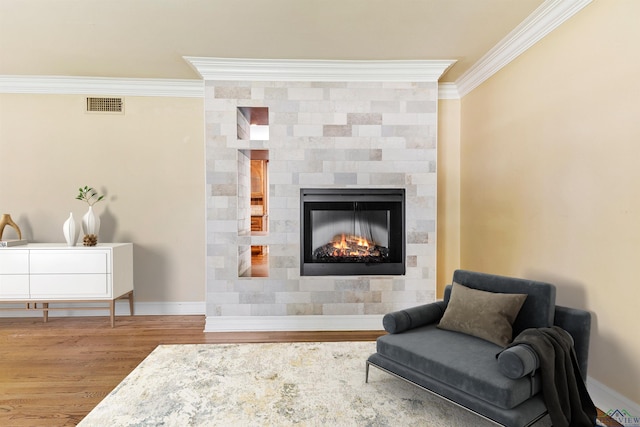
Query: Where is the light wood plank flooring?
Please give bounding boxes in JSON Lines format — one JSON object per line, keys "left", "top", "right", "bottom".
{"left": 0, "top": 315, "right": 384, "bottom": 426}
{"left": 1, "top": 315, "right": 620, "bottom": 427}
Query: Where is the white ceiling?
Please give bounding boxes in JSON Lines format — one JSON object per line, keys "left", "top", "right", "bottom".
{"left": 0, "top": 0, "right": 551, "bottom": 83}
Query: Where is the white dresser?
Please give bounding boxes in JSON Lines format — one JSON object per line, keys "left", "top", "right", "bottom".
{"left": 0, "top": 243, "right": 133, "bottom": 327}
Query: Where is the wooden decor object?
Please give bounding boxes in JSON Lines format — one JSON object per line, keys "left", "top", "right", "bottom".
{"left": 0, "top": 213, "right": 22, "bottom": 240}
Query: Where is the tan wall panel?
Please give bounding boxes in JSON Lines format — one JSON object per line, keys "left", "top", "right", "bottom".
{"left": 0, "top": 94, "right": 205, "bottom": 303}
{"left": 437, "top": 99, "right": 461, "bottom": 297}
{"left": 460, "top": 0, "right": 640, "bottom": 403}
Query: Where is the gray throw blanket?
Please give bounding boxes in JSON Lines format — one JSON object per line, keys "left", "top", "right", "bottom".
{"left": 505, "top": 326, "right": 596, "bottom": 427}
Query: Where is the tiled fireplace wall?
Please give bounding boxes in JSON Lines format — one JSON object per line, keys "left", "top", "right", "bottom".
{"left": 205, "top": 80, "right": 437, "bottom": 329}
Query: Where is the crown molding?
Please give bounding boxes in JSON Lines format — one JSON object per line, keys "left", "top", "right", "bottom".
{"left": 0, "top": 76, "right": 204, "bottom": 97}
{"left": 0, "top": 75, "right": 461, "bottom": 99}
{"left": 437, "top": 83, "right": 460, "bottom": 100}
{"left": 0, "top": 0, "right": 592, "bottom": 103}
{"left": 184, "top": 57, "right": 456, "bottom": 82}
{"left": 455, "top": 0, "right": 593, "bottom": 98}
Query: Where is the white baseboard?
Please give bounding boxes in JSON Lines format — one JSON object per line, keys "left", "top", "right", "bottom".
{"left": 0, "top": 301, "right": 205, "bottom": 317}
{"left": 588, "top": 376, "right": 640, "bottom": 423}
{"left": 133, "top": 301, "right": 205, "bottom": 315}
{"left": 204, "top": 315, "right": 384, "bottom": 332}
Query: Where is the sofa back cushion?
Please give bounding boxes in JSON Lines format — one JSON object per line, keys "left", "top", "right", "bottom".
{"left": 446, "top": 270, "right": 556, "bottom": 336}
{"left": 438, "top": 283, "right": 527, "bottom": 347}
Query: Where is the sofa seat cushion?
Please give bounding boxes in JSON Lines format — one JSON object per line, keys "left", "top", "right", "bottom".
{"left": 376, "top": 324, "right": 541, "bottom": 409}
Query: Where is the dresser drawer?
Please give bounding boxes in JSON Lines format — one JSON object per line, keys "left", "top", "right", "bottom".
{"left": 0, "top": 251, "right": 29, "bottom": 274}
{"left": 0, "top": 275, "right": 29, "bottom": 298}
{"left": 30, "top": 274, "right": 110, "bottom": 298}
{"left": 30, "top": 251, "right": 109, "bottom": 274}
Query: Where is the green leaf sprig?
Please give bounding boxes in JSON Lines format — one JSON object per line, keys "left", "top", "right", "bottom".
{"left": 76, "top": 186, "right": 104, "bottom": 206}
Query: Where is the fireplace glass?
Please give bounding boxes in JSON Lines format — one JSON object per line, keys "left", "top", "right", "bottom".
{"left": 300, "top": 188, "right": 405, "bottom": 276}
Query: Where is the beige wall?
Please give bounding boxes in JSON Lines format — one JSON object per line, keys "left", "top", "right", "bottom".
{"left": 437, "top": 99, "right": 461, "bottom": 297}
{"left": 460, "top": 0, "right": 640, "bottom": 403}
{"left": 0, "top": 94, "right": 205, "bottom": 303}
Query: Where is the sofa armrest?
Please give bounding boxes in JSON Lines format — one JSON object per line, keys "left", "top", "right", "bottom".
{"left": 382, "top": 300, "right": 447, "bottom": 334}
{"left": 497, "top": 344, "right": 539, "bottom": 379}
{"left": 497, "top": 326, "right": 577, "bottom": 379}
{"left": 554, "top": 305, "right": 591, "bottom": 381}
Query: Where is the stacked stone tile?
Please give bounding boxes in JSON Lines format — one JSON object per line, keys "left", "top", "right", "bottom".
{"left": 205, "top": 80, "right": 437, "bottom": 326}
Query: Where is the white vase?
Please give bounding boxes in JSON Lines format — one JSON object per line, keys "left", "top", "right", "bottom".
{"left": 82, "top": 206, "right": 100, "bottom": 237}
{"left": 63, "top": 212, "right": 78, "bottom": 246}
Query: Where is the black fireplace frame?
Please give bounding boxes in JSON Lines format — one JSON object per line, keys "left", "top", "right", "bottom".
{"left": 300, "top": 188, "right": 406, "bottom": 276}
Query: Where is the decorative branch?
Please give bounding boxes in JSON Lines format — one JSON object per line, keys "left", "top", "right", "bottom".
{"left": 76, "top": 186, "right": 104, "bottom": 206}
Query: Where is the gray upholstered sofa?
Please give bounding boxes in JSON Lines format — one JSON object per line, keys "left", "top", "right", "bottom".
{"left": 366, "top": 269, "right": 592, "bottom": 427}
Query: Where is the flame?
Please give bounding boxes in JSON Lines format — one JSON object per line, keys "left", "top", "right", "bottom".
{"left": 331, "top": 234, "right": 374, "bottom": 257}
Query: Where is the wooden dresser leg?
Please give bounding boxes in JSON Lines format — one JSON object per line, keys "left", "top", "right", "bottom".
{"left": 128, "top": 291, "right": 135, "bottom": 316}
{"left": 110, "top": 300, "right": 115, "bottom": 328}
{"left": 43, "top": 303, "right": 49, "bottom": 323}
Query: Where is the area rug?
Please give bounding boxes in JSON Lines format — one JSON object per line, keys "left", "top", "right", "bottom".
{"left": 79, "top": 341, "right": 545, "bottom": 426}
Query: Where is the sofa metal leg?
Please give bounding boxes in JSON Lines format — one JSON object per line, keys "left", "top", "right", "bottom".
{"left": 365, "top": 361, "right": 370, "bottom": 383}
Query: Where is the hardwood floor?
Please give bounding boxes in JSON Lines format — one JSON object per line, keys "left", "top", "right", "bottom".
{"left": 1, "top": 315, "right": 622, "bottom": 427}
{"left": 0, "top": 315, "right": 384, "bottom": 426}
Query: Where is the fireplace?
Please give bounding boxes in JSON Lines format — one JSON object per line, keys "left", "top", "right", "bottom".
{"left": 300, "top": 188, "right": 406, "bottom": 276}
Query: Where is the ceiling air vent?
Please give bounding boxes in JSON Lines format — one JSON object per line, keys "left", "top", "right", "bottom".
{"left": 86, "top": 97, "right": 124, "bottom": 114}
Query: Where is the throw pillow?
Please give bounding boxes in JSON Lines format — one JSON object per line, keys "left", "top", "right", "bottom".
{"left": 437, "top": 282, "right": 527, "bottom": 347}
